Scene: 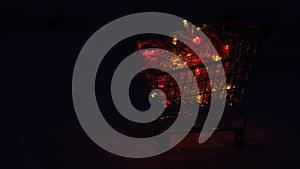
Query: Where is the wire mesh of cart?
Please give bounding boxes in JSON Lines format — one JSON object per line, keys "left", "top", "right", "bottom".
{"left": 137, "top": 19, "right": 266, "bottom": 146}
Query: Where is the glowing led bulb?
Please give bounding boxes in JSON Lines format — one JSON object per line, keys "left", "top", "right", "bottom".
{"left": 223, "top": 45, "right": 230, "bottom": 52}
{"left": 226, "top": 84, "right": 231, "bottom": 89}
{"left": 212, "top": 55, "right": 221, "bottom": 61}
{"left": 158, "top": 84, "right": 164, "bottom": 88}
{"left": 172, "top": 37, "right": 177, "bottom": 45}
{"left": 183, "top": 19, "right": 189, "bottom": 32}
{"left": 195, "top": 68, "right": 201, "bottom": 75}
{"left": 192, "top": 36, "right": 201, "bottom": 45}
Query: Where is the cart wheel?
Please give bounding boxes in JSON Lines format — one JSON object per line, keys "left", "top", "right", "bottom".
{"left": 234, "top": 128, "right": 245, "bottom": 146}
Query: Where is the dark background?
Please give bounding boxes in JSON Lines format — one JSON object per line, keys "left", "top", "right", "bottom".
{"left": 5, "top": 1, "right": 300, "bottom": 169}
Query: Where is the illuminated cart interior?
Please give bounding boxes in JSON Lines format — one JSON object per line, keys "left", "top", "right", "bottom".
{"left": 137, "top": 19, "right": 265, "bottom": 146}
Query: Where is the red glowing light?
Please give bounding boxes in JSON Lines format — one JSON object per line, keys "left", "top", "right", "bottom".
{"left": 142, "top": 50, "right": 158, "bottom": 57}
{"left": 192, "top": 36, "right": 201, "bottom": 45}
{"left": 223, "top": 45, "right": 230, "bottom": 51}
{"left": 164, "top": 100, "right": 172, "bottom": 107}
{"left": 195, "top": 68, "right": 201, "bottom": 75}
{"left": 141, "top": 49, "right": 159, "bottom": 62}
{"left": 166, "top": 100, "right": 172, "bottom": 105}
{"left": 158, "top": 84, "right": 164, "bottom": 88}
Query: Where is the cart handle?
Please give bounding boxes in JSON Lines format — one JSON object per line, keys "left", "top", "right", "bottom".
{"left": 223, "top": 17, "right": 271, "bottom": 37}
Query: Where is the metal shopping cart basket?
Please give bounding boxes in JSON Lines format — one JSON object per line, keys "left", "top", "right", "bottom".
{"left": 137, "top": 19, "right": 267, "bottom": 146}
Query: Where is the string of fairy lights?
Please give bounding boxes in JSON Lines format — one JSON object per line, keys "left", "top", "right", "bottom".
{"left": 138, "top": 19, "right": 256, "bottom": 107}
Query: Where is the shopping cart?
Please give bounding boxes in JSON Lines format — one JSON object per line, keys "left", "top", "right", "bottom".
{"left": 137, "top": 19, "right": 267, "bottom": 146}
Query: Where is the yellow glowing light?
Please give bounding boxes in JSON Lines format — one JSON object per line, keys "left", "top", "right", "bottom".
{"left": 197, "top": 27, "right": 201, "bottom": 31}
{"left": 172, "top": 37, "right": 177, "bottom": 45}
{"left": 191, "top": 25, "right": 195, "bottom": 33}
{"left": 226, "top": 84, "right": 231, "bottom": 89}
{"left": 150, "top": 92, "right": 157, "bottom": 98}
{"left": 212, "top": 55, "right": 221, "bottom": 61}
{"left": 196, "top": 95, "right": 203, "bottom": 103}
{"left": 183, "top": 19, "right": 188, "bottom": 25}
{"left": 183, "top": 19, "right": 189, "bottom": 32}
{"left": 212, "top": 88, "right": 216, "bottom": 92}
{"left": 186, "top": 53, "right": 192, "bottom": 57}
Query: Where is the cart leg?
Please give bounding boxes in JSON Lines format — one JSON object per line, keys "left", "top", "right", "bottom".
{"left": 232, "top": 105, "right": 248, "bottom": 129}
{"left": 234, "top": 127, "right": 245, "bottom": 146}
{"left": 231, "top": 104, "right": 247, "bottom": 146}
